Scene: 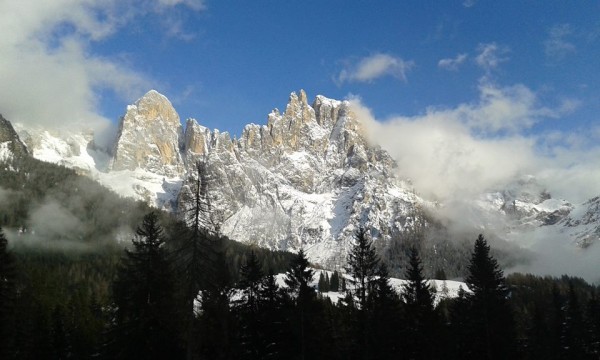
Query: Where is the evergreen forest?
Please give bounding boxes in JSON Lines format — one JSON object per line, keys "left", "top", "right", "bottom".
{"left": 1, "top": 158, "right": 599, "bottom": 359}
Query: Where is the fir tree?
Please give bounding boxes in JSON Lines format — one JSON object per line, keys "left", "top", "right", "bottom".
{"left": 401, "top": 247, "right": 438, "bottom": 359}
{"left": 284, "top": 249, "right": 316, "bottom": 360}
{"left": 560, "top": 281, "right": 585, "bottom": 359}
{"left": 586, "top": 290, "right": 600, "bottom": 357}
{"left": 284, "top": 249, "right": 315, "bottom": 304}
{"left": 318, "top": 272, "right": 330, "bottom": 293}
{"left": 330, "top": 271, "right": 340, "bottom": 292}
{"left": 258, "top": 270, "right": 288, "bottom": 359}
{"left": 0, "top": 227, "right": 16, "bottom": 358}
{"left": 345, "top": 227, "right": 379, "bottom": 310}
{"left": 345, "top": 227, "right": 380, "bottom": 360}
{"left": 196, "top": 248, "right": 234, "bottom": 360}
{"left": 110, "top": 212, "right": 182, "bottom": 359}
{"left": 368, "top": 263, "right": 402, "bottom": 359}
{"left": 174, "top": 160, "right": 223, "bottom": 359}
{"left": 464, "top": 234, "right": 515, "bottom": 359}
{"left": 237, "top": 251, "right": 265, "bottom": 359}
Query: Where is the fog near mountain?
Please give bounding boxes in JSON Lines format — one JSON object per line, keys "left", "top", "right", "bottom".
{"left": 350, "top": 85, "right": 600, "bottom": 283}
{"left": 507, "top": 225, "right": 600, "bottom": 284}
{"left": 352, "top": 81, "right": 600, "bottom": 205}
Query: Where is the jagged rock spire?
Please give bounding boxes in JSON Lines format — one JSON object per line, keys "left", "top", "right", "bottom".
{"left": 111, "top": 90, "right": 185, "bottom": 177}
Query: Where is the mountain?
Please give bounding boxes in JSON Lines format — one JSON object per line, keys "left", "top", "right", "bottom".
{"left": 5, "top": 90, "right": 598, "bottom": 275}
{"left": 0, "top": 113, "right": 28, "bottom": 164}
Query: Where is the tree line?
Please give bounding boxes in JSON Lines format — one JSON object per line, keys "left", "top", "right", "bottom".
{"left": 2, "top": 215, "right": 599, "bottom": 359}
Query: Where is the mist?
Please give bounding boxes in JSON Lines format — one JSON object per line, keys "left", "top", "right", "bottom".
{"left": 351, "top": 80, "right": 600, "bottom": 283}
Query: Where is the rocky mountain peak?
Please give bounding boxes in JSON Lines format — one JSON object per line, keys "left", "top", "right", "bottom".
{"left": 0, "top": 113, "right": 28, "bottom": 162}
{"left": 110, "top": 90, "right": 184, "bottom": 177}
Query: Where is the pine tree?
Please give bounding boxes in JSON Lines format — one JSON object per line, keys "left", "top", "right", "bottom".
{"left": 0, "top": 227, "right": 16, "bottom": 358}
{"left": 258, "top": 270, "right": 287, "bottom": 359}
{"left": 284, "top": 249, "right": 315, "bottom": 304}
{"left": 401, "top": 247, "right": 438, "bottom": 359}
{"left": 464, "top": 234, "right": 515, "bottom": 359}
{"left": 318, "top": 272, "right": 330, "bottom": 293}
{"left": 174, "top": 160, "right": 224, "bottom": 359}
{"left": 196, "top": 247, "right": 234, "bottom": 360}
{"left": 237, "top": 251, "right": 265, "bottom": 359}
{"left": 284, "top": 249, "right": 316, "bottom": 360}
{"left": 586, "top": 290, "right": 600, "bottom": 357}
{"left": 345, "top": 227, "right": 380, "bottom": 360}
{"left": 345, "top": 227, "right": 379, "bottom": 310}
{"left": 448, "top": 286, "right": 472, "bottom": 359}
{"left": 560, "top": 281, "right": 585, "bottom": 359}
{"left": 368, "top": 263, "right": 402, "bottom": 359}
{"left": 330, "top": 271, "right": 340, "bottom": 292}
{"left": 110, "top": 212, "right": 182, "bottom": 359}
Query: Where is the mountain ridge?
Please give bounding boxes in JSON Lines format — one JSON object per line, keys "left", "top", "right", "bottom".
{"left": 3, "top": 90, "right": 598, "bottom": 276}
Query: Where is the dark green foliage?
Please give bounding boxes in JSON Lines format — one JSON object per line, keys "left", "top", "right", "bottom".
{"left": 462, "top": 234, "right": 515, "bottom": 359}
{"left": 402, "top": 247, "right": 439, "bottom": 359}
{"left": 560, "top": 281, "right": 586, "bottom": 359}
{"left": 196, "top": 248, "right": 234, "bottom": 360}
{"left": 110, "top": 212, "right": 183, "bottom": 359}
{"left": 283, "top": 249, "right": 320, "bottom": 359}
{"left": 237, "top": 251, "right": 265, "bottom": 359}
{"left": 330, "top": 271, "right": 340, "bottom": 292}
{"left": 367, "top": 263, "right": 402, "bottom": 360}
{"left": 0, "top": 155, "right": 153, "bottom": 245}
{"left": 284, "top": 248, "right": 315, "bottom": 304}
{"left": 0, "top": 227, "right": 17, "bottom": 358}
{"left": 318, "top": 271, "right": 331, "bottom": 293}
{"left": 345, "top": 227, "right": 379, "bottom": 311}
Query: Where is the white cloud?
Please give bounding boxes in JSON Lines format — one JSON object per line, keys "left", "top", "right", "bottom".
{"left": 351, "top": 80, "right": 599, "bottom": 203}
{"left": 352, "top": 85, "right": 600, "bottom": 282}
{"left": 475, "top": 42, "right": 510, "bottom": 72}
{"left": 0, "top": 0, "right": 203, "bottom": 131}
{"left": 351, "top": 97, "right": 537, "bottom": 201}
{"left": 337, "top": 53, "right": 415, "bottom": 84}
{"left": 463, "top": 0, "right": 478, "bottom": 8}
{"left": 544, "top": 23, "right": 576, "bottom": 60}
{"left": 438, "top": 53, "right": 468, "bottom": 71}
{"left": 157, "top": 0, "right": 205, "bottom": 11}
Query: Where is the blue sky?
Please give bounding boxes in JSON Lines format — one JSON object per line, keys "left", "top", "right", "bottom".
{"left": 100, "top": 1, "right": 599, "bottom": 138}
{"left": 1, "top": 0, "right": 600, "bottom": 200}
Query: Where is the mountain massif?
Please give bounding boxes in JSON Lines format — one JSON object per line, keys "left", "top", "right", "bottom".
{"left": 2, "top": 90, "right": 598, "bottom": 274}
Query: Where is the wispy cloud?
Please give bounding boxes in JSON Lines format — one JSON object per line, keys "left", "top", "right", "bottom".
{"left": 0, "top": 0, "right": 204, "bottom": 131}
{"left": 475, "top": 42, "right": 510, "bottom": 73}
{"left": 438, "top": 53, "right": 468, "bottom": 71}
{"left": 463, "top": 0, "right": 478, "bottom": 8}
{"left": 157, "top": 0, "right": 206, "bottom": 11}
{"left": 544, "top": 23, "right": 576, "bottom": 61}
{"left": 336, "top": 53, "right": 415, "bottom": 84}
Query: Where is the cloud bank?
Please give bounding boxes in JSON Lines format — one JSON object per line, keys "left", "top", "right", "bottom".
{"left": 351, "top": 80, "right": 600, "bottom": 282}
{"left": 351, "top": 80, "right": 600, "bottom": 204}
{"left": 0, "top": 0, "right": 203, "bottom": 132}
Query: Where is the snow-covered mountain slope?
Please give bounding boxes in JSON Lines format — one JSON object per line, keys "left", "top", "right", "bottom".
{"left": 177, "top": 90, "right": 428, "bottom": 268}
{"left": 7, "top": 90, "right": 599, "bottom": 269}
{"left": 13, "top": 122, "right": 183, "bottom": 211}
{"left": 0, "top": 114, "right": 28, "bottom": 165}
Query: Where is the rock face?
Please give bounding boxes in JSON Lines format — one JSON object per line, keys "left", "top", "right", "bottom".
{"left": 111, "top": 90, "right": 185, "bottom": 177}
{"left": 0, "top": 114, "right": 28, "bottom": 162}
{"left": 178, "top": 90, "right": 418, "bottom": 267}
{"left": 10, "top": 89, "right": 600, "bottom": 268}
